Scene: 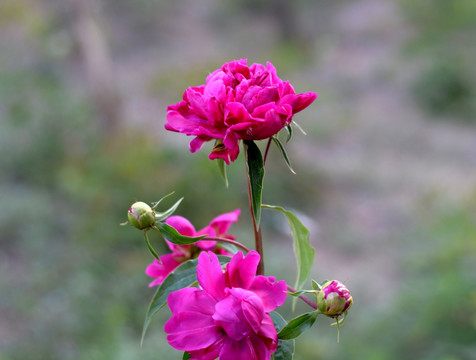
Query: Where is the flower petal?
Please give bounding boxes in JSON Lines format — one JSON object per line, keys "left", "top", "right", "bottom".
{"left": 225, "top": 251, "right": 260, "bottom": 289}
{"left": 248, "top": 276, "right": 287, "bottom": 312}
{"left": 145, "top": 254, "right": 182, "bottom": 287}
{"left": 165, "top": 216, "right": 197, "bottom": 237}
{"left": 197, "top": 251, "right": 226, "bottom": 300}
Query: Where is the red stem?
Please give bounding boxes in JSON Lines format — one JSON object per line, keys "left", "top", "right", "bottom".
{"left": 203, "top": 237, "right": 251, "bottom": 253}
{"left": 287, "top": 285, "right": 318, "bottom": 310}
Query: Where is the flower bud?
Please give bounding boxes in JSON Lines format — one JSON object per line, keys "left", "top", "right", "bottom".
{"left": 317, "top": 280, "right": 353, "bottom": 318}
{"left": 128, "top": 202, "right": 155, "bottom": 230}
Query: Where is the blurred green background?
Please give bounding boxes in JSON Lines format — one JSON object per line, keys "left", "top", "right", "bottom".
{"left": 1, "top": 0, "right": 475, "bottom": 359}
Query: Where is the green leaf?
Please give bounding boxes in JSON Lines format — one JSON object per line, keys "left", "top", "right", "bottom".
{"left": 292, "top": 120, "right": 307, "bottom": 135}
{"left": 285, "top": 125, "right": 293, "bottom": 143}
{"left": 143, "top": 231, "right": 161, "bottom": 261}
{"left": 151, "top": 191, "right": 176, "bottom": 210}
{"left": 244, "top": 140, "right": 265, "bottom": 227}
{"left": 262, "top": 205, "right": 315, "bottom": 308}
{"left": 311, "top": 279, "right": 321, "bottom": 291}
{"left": 141, "top": 256, "right": 231, "bottom": 345}
{"left": 182, "top": 352, "right": 192, "bottom": 360}
{"left": 270, "top": 312, "right": 295, "bottom": 360}
{"left": 278, "top": 311, "right": 318, "bottom": 340}
{"left": 216, "top": 158, "right": 229, "bottom": 188}
{"left": 155, "top": 197, "right": 184, "bottom": 222}
{"left": 155, "top": 223, "right": 207, "bottom": 244}
{"left": 272, "top": 136, "right": 296, "bottom": 174}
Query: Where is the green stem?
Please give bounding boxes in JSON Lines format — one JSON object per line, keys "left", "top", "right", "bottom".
{"left": 143, "top": 231, "right": 161, "bottom": 261}
{"left": 243, "top": 142, "right": 265, "bottom": 275}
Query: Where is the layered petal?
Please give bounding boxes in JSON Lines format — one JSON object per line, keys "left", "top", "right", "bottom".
{"left": 145, "top": 254, "right": 182, "bottom": 287}
{"left": 225, "top": 250, "right": 260, "bottom": 289}
{"left": 197, "top": 251, "right": 226, "bottom": 300}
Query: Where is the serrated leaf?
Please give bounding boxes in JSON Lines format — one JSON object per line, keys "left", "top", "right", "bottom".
{"left": 244, "top": 140, "right": 265, "bottom": 227}
{"left": 141, "top": 256, "right": 231, "bottom": 345}
{"left": 216, "top": 158, "right": 229, "bottom": 188}
{"left": 155, "top": 197, "right": 184, "bottom": 222}
{"left": 278, "top": 311, "right": 318, "bottom": 340}
{"left": 262, "top": 205, "right": 315, "bottom": 309}
{"left": 272, "top": 136, "right": 296, "bottom": 174}
{"left": 155, "top": 223, "right": 207, "bottom": 244}
{"left": 270, "top": 312, "right": 295, "bottom": 360}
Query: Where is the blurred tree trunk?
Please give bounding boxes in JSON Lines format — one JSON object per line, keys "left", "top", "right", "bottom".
{"left": 73, "top": 0, "right": 122, "bottom": 134}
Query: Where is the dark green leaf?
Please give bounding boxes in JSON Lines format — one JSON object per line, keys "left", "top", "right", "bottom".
{"left": 182, "top": 352, "right": 192, "bottom": 360}
{"left": 216, "top": 158, "right": 229, "bottom": 188}
{"left": 272, "top": 136, "right": 296, "bottom": 174}
{"left": 278, "top": 311, "right": 318, "bottom": 340}
{"left": 262, "top": 205, "right": 315, "bottom": 308}
{"left": 155, "top": 223, "right": 207, "bottom": 244}
{"left": 155, "top": 197, "right": 184, "bottom": 222}
{"left": 270, "top": 312, "right": 295, "bottom": 360}
{"left": 244, "top": 140, "right": 265, "bottom": 227}
{"left": 141, "top": 256, "right": 231, "bottom": 345}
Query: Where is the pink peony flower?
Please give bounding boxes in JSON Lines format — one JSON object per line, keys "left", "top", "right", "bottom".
{"left": 165, "top": 59, "right": 318, "bottom": 164}
{"left": 164, "top": 251, "right": 287, "bottom": 360}
{"left": 145, "top": 209, "right": 241, "bottom": 287}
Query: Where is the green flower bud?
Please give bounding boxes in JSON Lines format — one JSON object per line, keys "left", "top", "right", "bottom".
{"left": 317, "top": 280, "right": 353, "bottom": 318}
{"left": 127, "top": 202, "right": 155, "bottom": 230}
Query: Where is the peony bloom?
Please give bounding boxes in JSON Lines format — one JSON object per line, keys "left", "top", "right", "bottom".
{"left": 316, "top": 280, "right": 353, "bottom": 318}
{"left": 145, "top": 209, "right": 241, "bottom": 287}
{"left": 164, "top": 251, "right": 287, "bottom": 360}
{"left": 165, "top": 59, "right": 318, "bottom": 164}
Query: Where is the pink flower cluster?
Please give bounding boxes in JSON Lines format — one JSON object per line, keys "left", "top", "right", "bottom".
{"left": 146, "top": 209, "right": 240, "bottom": 287}
{"left": 165, "top": 59, "right": 317, "bottom": 164}
{"left": 165, "top": 251, "right": 287, "bottom": 360}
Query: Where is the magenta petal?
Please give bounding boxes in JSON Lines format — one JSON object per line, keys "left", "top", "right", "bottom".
{"left": 197, "top": 252, "right": 226, "bottom": 300}
{"left": 145, "top": 254, "right": 182, "bottom": 287}
{"left": 226, "top": 250, "right": 260, "bottom": 289}
{"left": 213, "top": 294, "right": 252, "bottom": 341}
{"left": 165, "top": 311, "right": 222, "bottom": 351}
{"left": 190, "top": 136, "right": 210, "bottom": 153}
{"left": 207, "top": 209, "right": 241, "bottom": 236}
{"left": 165, "top": 216, "right": 197, "bottom": 237}
{"left": 219, "top": 338, "right": 259, "bottom": 360}
{"left": 188, "top": 337, "right": 226, "bottom": 360}
{"left": 249, "top": 276, "right": 287, "bottom": 312}
{"left": 167, "top": 287, "right": 217, "bottom": 315}
{"left": 228, "top": 288, "right": 265, "bottom": 334}
{"left": 257, "top": 313, "right": 278, "bottom": 352}
{"left": 166, "top": 110, "right": 204, "bottom": 134}
{"left": 281, "top": 91, "right": 318, "bottom": 114}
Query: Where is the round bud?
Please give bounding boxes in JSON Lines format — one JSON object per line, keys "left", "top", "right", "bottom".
{"left": 127, "top": 202, "right": 155, "bottom": 230}
{"left": 317, "top": 280, "right": 353, "bottom": 318}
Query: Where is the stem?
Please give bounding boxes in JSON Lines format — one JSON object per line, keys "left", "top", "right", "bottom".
{"left": 243, "top": 142, "right": 265, "bottom": 275}
{"left": 202, "top": 237, "right": 251, "bottom": 253}
{"left": 287, "top": 285, "right": 318, "bottom": 310}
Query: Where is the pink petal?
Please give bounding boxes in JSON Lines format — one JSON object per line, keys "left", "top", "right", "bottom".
{"left": 219, "top": 338, "right": 260, "bottom": 360}
{"left": 188, "top": 337, "right": 226, "bottom": 360}
{"left": 165, "top": 110, "right": 204, "bottom": 135}
{"left": 167, "top": 287, "right": 217, "bottom": 315}
{"left": 225, "top": 251, "right": 260, "bottom": 289}
{"left": 213, "top": 294, "right": 252, "bottom": 341}
{"left": 249, "top": 276, "right": 287, "bottom": 312}
{"left": 145, "top": 254, "right": 182, "bottom": 287}
{"left": 197, "top": 251, "right": 226, "bottom": 300}
{"left": 280, "top": 91, "right": 318, "bottom": 114}
{"left": 165, "top": 216, "right": 197, "bottom": 237}
{"left": 165, "top": 311, "right": 222, "bottom": 351}
{"left": 228, "top": 288, "right": 265, "bottom": 334}
{"left": 257, "top": 314, "right": 278, "bottom": 352}
{"left": 207, "top": 209, "right": 241, "bottom": 236}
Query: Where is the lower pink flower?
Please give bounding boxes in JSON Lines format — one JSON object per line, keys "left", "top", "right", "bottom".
{"left": 145, "top": 210, "right": 241, "bottom": 287}
{"left": 164, "top": 251, "right": 287, "bottom": 360}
